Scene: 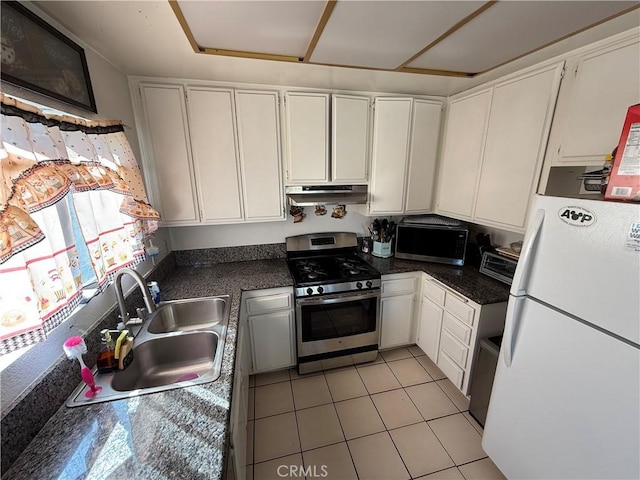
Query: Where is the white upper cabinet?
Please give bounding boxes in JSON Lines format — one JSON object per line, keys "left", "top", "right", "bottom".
{"left": 370, "top": 97, "right": 443, "bottom": 215}
{"left": 332, "top": 94, "right": 370, "bottom": 183}
{"left": 474, "top": 63, "right": 564, "bottom": 230}
{"left": 546, "top": 34, "right": 640, "bottom": 166}
{"left": 436, "top": 89, "right": 492, "bottom": 220}
{"left": 369, "top": 97, "right": 413, "bottom": 214}
{"left": 139, "top": 84, "right": 199, "bottom": 225}
{"left": 134, "top": 81, "right": 285, "bottom": 226}
{"left": 186, "top": 87, "right": 244, "bottom": 223}
{"left": 405, "top": 100, "right": 444, "bottom": 214}
{"left": 285, "top": 91, "right": 371, "bottom": 184}
{"left": 235, "top": 90, "right": 285, "bottom": 222}
{"left": 285, "top": 92, "right": 330, "bottom": 184}
{"left": 437, "top": 62, "right": 563, "bottom": 232}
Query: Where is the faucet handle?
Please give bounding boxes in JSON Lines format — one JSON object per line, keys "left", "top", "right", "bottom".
{"left": 136, "top": 307, "right": 149, "bottom": 321}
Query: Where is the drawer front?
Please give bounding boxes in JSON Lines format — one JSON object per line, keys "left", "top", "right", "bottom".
{"left": 246, "top": 293, "right": 291, "bottom": 315}
{"left": 437, "top": 351, "right": 464, "bottom": 389}
{"left": 382, "top": 277, "right": 416, "bottom": 296}
{"left": 444, "top": 293, "right": 475, "bottom": 326}
{"left": 423, "top": 280, "right": 445, "bottom": 306}
{"left": 442, "top": 311, "right": 472, "bottom": 346}
{"left": 439, "top": 329, "right": 469, "bottom": 368}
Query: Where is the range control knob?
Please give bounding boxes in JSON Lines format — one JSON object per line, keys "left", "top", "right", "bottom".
{"left": 307, "top": 288, "right": 314, "bottom": 295}
{"left": 317, "top": 286, "right": 324, "bottom": 294}
{"left": 366, "top": 280, "right": 373, "bottom": 288}
{"left": 356, "top": 282, "right": 363, "bottom": 289}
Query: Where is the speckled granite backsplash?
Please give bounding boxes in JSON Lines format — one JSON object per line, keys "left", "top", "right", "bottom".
{"left": 1, "top": 254, "right": 176, "bottom": 475}
{"left": 174, "top": 243, "right": 286, "bottom": 267}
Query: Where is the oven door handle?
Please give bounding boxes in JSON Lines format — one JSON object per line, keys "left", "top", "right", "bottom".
{"left": 296, "top": 290, "right": 380, "bottom": 306}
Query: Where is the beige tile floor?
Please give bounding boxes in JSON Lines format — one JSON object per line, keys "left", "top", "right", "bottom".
{"left": 247, "top": 345, "right": 506, "bottom": 480}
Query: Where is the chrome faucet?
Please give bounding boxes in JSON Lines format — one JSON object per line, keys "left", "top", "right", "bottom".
{"left": 114, "top": 268, "right": 156, "bottom": 327}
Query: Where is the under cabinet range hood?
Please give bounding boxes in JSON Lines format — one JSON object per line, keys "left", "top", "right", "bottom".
{"left": 286, "top": 185, "right": 368, "bottom": 206}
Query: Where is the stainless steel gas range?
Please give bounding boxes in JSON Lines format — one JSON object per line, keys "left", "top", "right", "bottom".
{"left": 286, "top": 232, "right": 382, "bottom": 374}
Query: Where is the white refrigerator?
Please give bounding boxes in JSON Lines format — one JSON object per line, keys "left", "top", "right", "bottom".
{"left": 482, "top": 195, "right": 640, "bottom": 479}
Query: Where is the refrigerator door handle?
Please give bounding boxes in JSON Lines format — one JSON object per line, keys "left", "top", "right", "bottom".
{"left": 503, "top": 296, "right": 526, "bottom": 367}
{"left": 510, "top": 208, "right": 545, "bottom": 297}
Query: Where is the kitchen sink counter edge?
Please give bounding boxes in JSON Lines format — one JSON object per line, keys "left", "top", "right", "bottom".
{"left": 361, "top": 254, "right": 511, "bottom": 304}
{"left": 2, "top": 259, "right": 293, "bottom": 480}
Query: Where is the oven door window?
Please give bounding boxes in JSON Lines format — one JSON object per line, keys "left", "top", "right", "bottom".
{"left": 300, "top": 296, "right": 377, "bottom": 342}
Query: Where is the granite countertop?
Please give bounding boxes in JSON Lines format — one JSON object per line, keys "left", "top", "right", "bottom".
{"left": 3, "top": 259, "right": 293, "bottom": 480}
{"left": 361, "top": 254, "right": 511, "bottom": 305}
{"left": 4, "top": 255, "right": 508, "bottom": 480}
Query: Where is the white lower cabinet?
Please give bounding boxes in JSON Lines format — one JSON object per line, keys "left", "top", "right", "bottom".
{"left": 243, "top": 287, "right": 296, "bottom": 374}
{"left": 417, "top": 274, "right": 507, "bottom": 395}
{"left": 380, "top": 273, "right": 418, "bottom": 349}
{"left": 417, "top": 296, "right": 443, "bottom": 361}
{"left": 228, "top": 307, "right": 250, "bottom": 480}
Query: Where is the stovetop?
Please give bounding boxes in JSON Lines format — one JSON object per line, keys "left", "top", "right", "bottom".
{"left": 288, "top": 254, "right": 380, "bottom": 286}
{"left": 285, "top": 232, "right": 381, "bottom": 297}
{"left": 287, "top": 253, "right": 381, "bottom": 297}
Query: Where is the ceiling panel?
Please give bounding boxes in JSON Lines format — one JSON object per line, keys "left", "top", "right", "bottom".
{"left": 177, "top": 0, "right": 326, "bottom": 58}
{"left": 407, "top": 1, "right": 638, "bottom": 74}
{"left": 309, "top": 1, "right": 483, "bottom": 69}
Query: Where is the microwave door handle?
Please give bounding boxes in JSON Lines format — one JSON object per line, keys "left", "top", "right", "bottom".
{"left": 510, "top": 208, "right": 544, "bottom": 297}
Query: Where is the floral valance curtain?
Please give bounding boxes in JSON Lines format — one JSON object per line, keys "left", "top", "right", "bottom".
{"left": 0, "top": 94, "right": 160, "bottom": 354}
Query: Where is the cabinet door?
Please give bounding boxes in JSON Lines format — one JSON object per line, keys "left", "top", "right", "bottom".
{"left": 249, "top": 309, "right": 295, "bottom": 372}
{"left": 230, "top": 320, "right": 249, "bottom": 480}
{"left": 235, "top": 90, "right": 285, "bottom": 221}
{"left": 436, "top": 89, "right": 492, "bottom": 220}
{"left": 405, "top": 100, "right": 443, "bottom": 214}
{"left": 332, "top": 94, "right": 370, "bottom": 183}
{"left": 474, "top": 64, "right": 563, "bottom": 230}
{"left": 140, "top": 84, "right": 199, "bottom": 225}
{"left": 554, "top": 37, "right": 640, "bottom": 165}
{"left": 369, "top": 97, "right": 412, "bottom": 215}
{"left": 285, "top": 92, "right": 330, "bottom": 183}
{"left": 380, "top": 293, "right": 414, "bottom": 349}
{"left": 417, "top": 296, "right": 444, "bottom": 363}
{"left": 186, "top": 87, "right": 243, "bottom": 223}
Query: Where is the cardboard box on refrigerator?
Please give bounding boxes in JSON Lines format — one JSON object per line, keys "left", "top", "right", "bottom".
{"left": 605, "top": 104, "right": 640, "bottom": 202}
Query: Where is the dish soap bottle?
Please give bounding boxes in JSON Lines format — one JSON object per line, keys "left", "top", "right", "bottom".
{"left": 96, "top": 329, "right": 116, "bottom": 373}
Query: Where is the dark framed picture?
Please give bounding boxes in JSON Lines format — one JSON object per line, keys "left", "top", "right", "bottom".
{"left": 1, "top": 1, "right": 97, "bottom": 113}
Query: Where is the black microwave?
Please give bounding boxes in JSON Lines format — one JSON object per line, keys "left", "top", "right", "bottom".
{"left": 395, "top": 222, "right": 468, "bottom": 266}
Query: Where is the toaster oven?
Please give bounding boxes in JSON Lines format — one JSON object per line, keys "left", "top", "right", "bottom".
{"left": 479, "top": 251, "right": 518, "bottom": 285}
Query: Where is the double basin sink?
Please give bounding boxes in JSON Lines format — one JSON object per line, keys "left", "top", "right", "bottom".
{"left": 66, "top": 296, "right": 230, "bottom": 407}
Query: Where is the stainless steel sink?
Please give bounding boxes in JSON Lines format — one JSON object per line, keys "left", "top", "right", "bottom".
{"left": 111, "top": 331, "right": 219, "bottom": 391}
{"left": 146, "top": 296, "right": 229, "bottom": 333}
{"left": 66, "top": 295, "right": 230, "bottom": 407}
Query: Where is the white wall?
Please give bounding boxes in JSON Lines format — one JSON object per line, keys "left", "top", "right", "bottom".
{"left": 3, "top": 2, "right": 142, "bottom": 163}
{"left": 167, "top": 205, "right": 523, "bottom": 251}
{"left": 169, "top": 205, "right": 374, "bottom": 250}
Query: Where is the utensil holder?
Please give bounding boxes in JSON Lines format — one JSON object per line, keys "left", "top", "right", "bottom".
{"left": 372, "top": 241, "right": 393, "bottom": 258}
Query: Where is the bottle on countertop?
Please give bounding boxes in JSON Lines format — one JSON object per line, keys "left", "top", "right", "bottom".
{"left": 96, "top": 329, "right": 117, "bottom": 373}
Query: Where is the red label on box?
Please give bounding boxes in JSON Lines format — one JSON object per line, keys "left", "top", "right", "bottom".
{"left": 605, "top": 104, "right": 640, "bottom": 202}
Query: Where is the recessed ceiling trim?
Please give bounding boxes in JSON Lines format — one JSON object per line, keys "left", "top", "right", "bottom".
{"left": 397, "top": 67, "right": 474, "bottom": 78}
{"left": 200, "top": 47, "right": 301, "bottom": 63}
{"left": 168, "top": 0, "right": 201, "bottom": 53}
{"left": 395, "top": 1, "right": 498, "bottom": 72}
{"left": 304, "top": 1, "right": 337, "bottom": 62}
{"left": 474, "top": 3, "right": 640, "bottom": 75}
